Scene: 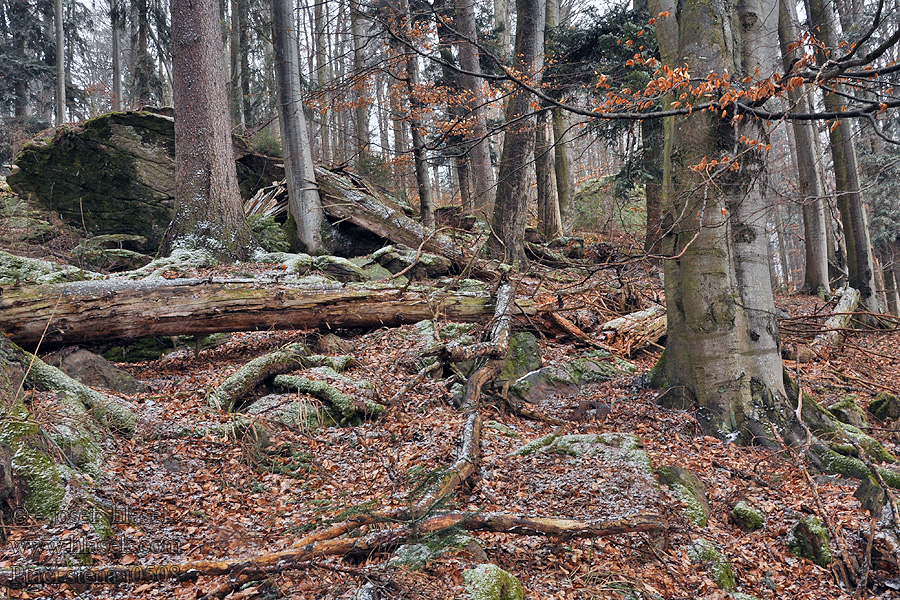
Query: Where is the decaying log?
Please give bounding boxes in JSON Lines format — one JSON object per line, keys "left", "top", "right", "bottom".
{"left": 600, "top": 305, "right": 667, "bottom": 355}
{"left": 811, "top": 286, "right": 861, "bottom": 351}
{"left": 315, "top": 167, "right": 496, "bottom": 279}
{"left": 209, "top": 343, "right": 311, "bottom": 411}
{"left": 0, "top": 278, "right": 535, "bottom": 348}
{"left": 0, "top": 511, "right": 665, "bottom": 590}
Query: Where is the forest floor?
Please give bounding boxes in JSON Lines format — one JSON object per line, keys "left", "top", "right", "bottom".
{"left": 2, "top": 205, "right": 900, "bottom": 599}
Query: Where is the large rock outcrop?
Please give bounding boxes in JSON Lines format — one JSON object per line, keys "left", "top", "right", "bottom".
{"left": 7, "top": 110, "right": 282, "bottom": 251}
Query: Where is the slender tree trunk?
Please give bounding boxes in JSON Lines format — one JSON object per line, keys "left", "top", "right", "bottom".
{"left": 493, "top": 0, "right": 510, "bottom": 58}
{"left": 773, "top": 204, "right": 792, "bottom": 290}
{"left": 54, "top": 0, "right": 65, "bottom": 125}
{"left": 487, "top": 0, "right": 544, "bottom": 263}
{"left": 313, "top": 1, "right": 331, "bottom": 164}
{"left": 132, "top": 0, "right": 152, "bottom": 105}
{"left": 642, "top": 118, "right": 663, "bottom": 255}
{"left": 166, "top": 0, "right": 254, "bottom": 261}
{"left": 350, "top": 3, "right": 370, "bottom": 166}
{"left": 454, "top": 0, "right": 496, "bottom": 218}
{"left": 271, "top": 0, "right": 326, "bottom": 253}
{"left": 229, "top": 0, "right": 244, "bottom": 127}
{"left": 456, "top": 155, "right": 472, "bottom": 210}
{"left": 807, "top": 0, "right": 881, "bottom": 311}
{"left": 777, "top": 0, "right": 829, "bottom": 294}
{"left": 535, "top": 109, "right": 561, "bottom": 240}
{"left": 111, "top": 0, "right": 123, "bottom": 111}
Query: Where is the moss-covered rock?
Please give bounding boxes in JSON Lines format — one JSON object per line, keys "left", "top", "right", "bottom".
{"left": 371, "top": 245, "right": 452, "bottom": 280}
{"left": 729, "top": 500, "right": 764, "bottom": 531}
{"left": 828, "top": 397, "right": 867, "bottom": 429}
{"left": 786, "top": 515, "right": 831, "bottom": 567}
{"left": 509, "top": 350, "right": 623, "bottom": 404}
{"left": 870, "top": 392, "right": 900, "bottom": 422}
{"left": 658, "top": 466, "right": 710, "bottom": 527}
{"left": 8, "top": 111, "right": 282, "bottom": 251}
{"left": 0, "top": 250, "right": 100, "bottom": 285}
{"left": 688, "top": 538, "right": 737, "bottom": 591}
{"left": 510, "top": 432, "right": 653, "bottom": 473}
{"left": 463, "top": 564, "right": 524, "bottom": 600}
{"left": 497, "top": 332, "right": 542, "bottom": 383}
{"left": 244, "top": 394, "right": 338, "bottom": 430}
{"left": 45, "top": 348, "right": 147, "bottom": 394}
{"left": 854, "top": 476, "right": 887, "bottom": 515}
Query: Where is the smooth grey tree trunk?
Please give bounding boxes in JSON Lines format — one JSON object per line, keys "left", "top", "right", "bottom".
{"left": 487, "top": 0, "right": 544, "bottom": 263}
{"left": 454, "top": 0, "right": 496, "bottom": 218}
{"left": 535, "top": 110, "right": 561, "bottom": 240}
{"left": 350, "top": 3, "right": 370, "bottom": 165}
{"left": 777, "top": 0, "right": 829, "bottom": 294}
{"left": 54, "top": 0, "right": 65, "bottom": 125}
{"left": 807, "top": 0, "right": 881, "bottom": 311}
{"left": 271, "top": 0, "right": 325, "bottom": 253}
{"left": 166, "top": 0, "right": 254, "bottom": 261}
{"left": 111, "top": 0, "right": 122, "bottom": 111}
{"left": 314, "top": 0, "right": 331, "bottom": 164}
{"left": 652, "top": 0, "right": 801, "bottom": 444}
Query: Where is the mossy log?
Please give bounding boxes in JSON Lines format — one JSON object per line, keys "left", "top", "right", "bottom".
{"left": 208, "top": 343, "right": 312, "bottom": 411}
{"left": 273, "top": 374, "right": 383, "bottom": 422}
{"left": 0, "top": 278, "right": 536, "bottom": 348}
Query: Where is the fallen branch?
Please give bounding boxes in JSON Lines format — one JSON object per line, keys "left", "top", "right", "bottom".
{"left": 546, "top": 312, "right": 615, "bottom": 352}
{"left": 0, "top": 511, "right": 665, "bottom": 590}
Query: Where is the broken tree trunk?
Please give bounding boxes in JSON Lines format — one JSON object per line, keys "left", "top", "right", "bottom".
{"left": 0, "top": 278, "right": 536, "bottom": 348}
{"left": 600, "top": 305, "right": 667, "bottom": 355}
{"left": 811, "top": 286, "right": 861, "bottom": 351}
{"left": 315, "top": 167, "right": 496, "bottom": 279}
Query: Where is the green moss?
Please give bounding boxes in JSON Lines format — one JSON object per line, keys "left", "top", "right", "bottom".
{"left": 647, "top": 348, "right": 667, "bottom": 389}
{"left": 510, "top": 433, "right": 559, "bottom": 456}
{"left": 498, "top": 333, "right": 542, "bottom": 382}
{"left": 786, "top": 515, "right": 832, "bottom": 567}
{"left": 485, "top": 420, "right": 518, "bottom": 437}
{"left": 870, "top": 392, "right": 900, "bottom": 422}
{"left": 688, "top": 538, "right": 736, "bottom": 591}
{"left": 0, "top": 250, "right": 99, "bottom": 285}
{"left": 814, "top": 446, "right": 900, "bottom": 488}
{"left": 658, "top": 466, "right": 710, "bottom": 527}
{"left": 463, "top": 564, "right": 524, "bottom": 600}
{"left": 0, "top": 399, "right": 67, "bottom": 518}
{"left": 273, "top": 374, "right": 384, "bottom": 423}
{"left": 730, "top": 500, "right": 764, "bottom": 531}
{"left": 828, "top": 397, "right": 867, "bottom": 428}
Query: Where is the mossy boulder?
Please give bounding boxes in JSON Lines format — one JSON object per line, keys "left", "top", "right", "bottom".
{"left": 870, "top": 392, "right": 900, "bottom": 422}
{"left": 786, "top": 515, "right": 832, "bottom": 567}
{"left": 8, "top": 110, "right": 283, "bottom": 251}
{"left": 828, "top": 397, "right": 867, "bottom": 429}
{"left": 510, "top": 350, "right": 625, "bottom": 404}
{"left": 854, "top": 476, "right": 887, "bottom": 515}
{"left": 658, "top": 465, "right": 711, "bottom": 527}
{"left": 0, "top": 250, "right": 100, "bottom": 285}
{"left": 45, "top": 348, "right": 148, "bottom": 394}
{"left": 510, "top": 432, "right": 653, "bottom": 473}
{"left": 244, "top": 394, "right": 338, "bottom": 430}
{"left": 729, "top": 500, "right": 764, "bottom": 531}
{"left": 463, "top": 564, "right": 524, "bottom": 600}
{"left": 371, "top": 245, "right": 452, "bottom": 279}
{"left": 497, "top": 332, "right": 542, "bottom": 383}
{"left": 688, "top": 538, "right": 737, "bottom": 591}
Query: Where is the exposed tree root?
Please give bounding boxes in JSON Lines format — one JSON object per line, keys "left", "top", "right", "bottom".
{"left": 208, "top": 343, "right": 312, "bottom": 411}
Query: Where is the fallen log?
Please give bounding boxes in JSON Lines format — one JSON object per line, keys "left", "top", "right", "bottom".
{"left": 315, "top": 167, "right": 497, "bottom": 279}
{"left": 0, "top": 278, "right": 536, "bottom": 348}
{"left": 0, "top": 511, "right": 665, "bottom": 590}
{"left": 600, "top": 305, "right": 667, "bottom": 355}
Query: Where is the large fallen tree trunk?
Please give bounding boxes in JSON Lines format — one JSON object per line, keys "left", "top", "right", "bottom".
{"left": 0, "top": 278, "right": 536, "bottom": 348}
{"left": 315, "top": 167, "right": 497, "bottom": 279}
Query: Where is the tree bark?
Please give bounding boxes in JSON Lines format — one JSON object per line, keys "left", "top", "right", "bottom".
{"left": 807, "top": 0, "right": 881, "bottom": 312}
{"left": 654, "top": 0, "right": 799, "bottom": 444}
{"left": 777, "top": 0, "right": 830, "bottom": 294}
{"left": 271, "top": 0, "right": 326, "bottom": 253}
{"left": 0, "top": 278, "right": 534, "bottom": 348}
{"left": 453, "top": 0, "right": 496, "bottom": 217}
{"left": 166, "top": 0, "right": 255, "bottom": 261}
{"left": 350, "top": 3, "right": 370, "bottom": 165}
{"left": 487, "top": 0, "right": 544, "bottom": 264}
{"left": 313, "top": 0, "right": 331, "bottom": 164}
{"left": 535, "top": 110, "right": 562, "bottom": 240}
{"left": 110, "top": 0, "right": 123, "bottom": 111}
{"left": 54, "top": 0, "right": 65, "bottom": 125}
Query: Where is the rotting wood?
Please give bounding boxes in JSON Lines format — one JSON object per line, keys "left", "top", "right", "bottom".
{"left": 811, "top": 286, "right": 861, "bottom": 352}
{"left": 600, "top": 305, "right": 667, "bottom": 355}
{"left": 0, "top": 278, "right": 536, "bottom": 348}
{"left": 315, "top": 167, "right": 497, "bottom": 279}
{"left": 0, "top": 511, "right": 665, "bottom": 590}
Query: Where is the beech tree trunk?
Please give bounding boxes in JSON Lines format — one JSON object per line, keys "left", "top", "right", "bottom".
{"left": 807, "top": 0, "right": 881, "bottom": 312}
{"left": 271, "top": 0, "right": 325, "bottom": 253}
{"left": 166, "top": 0, "right": 254, "bottom": 260}
{"left": 487, "top": 0, "right": 544, "bottom": 264}
{"left": 454, "top": 0, "right": 496, "bottom": 217}
{"left": 0, "top": 279, "right": 534, "bottom": 348}
{"left": 652, "top": 0, "right": 801, "bottom": 444}
{"left": 54, "top": 0, "right": 65, "bottom": 125}
{"left": 778, "top": 0, "right": 830, "bottom": 294}
{"left": 350, "top": 3, "right": 370, "bottom": 164}
{"left": 313, "top": 0, "right": 331, "bottom": 164}
{"left": 110, "top": 0, "right": 123, "bottom": 111}
{"left": 536, "top": 109, "right": 562, "bottom": 240}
